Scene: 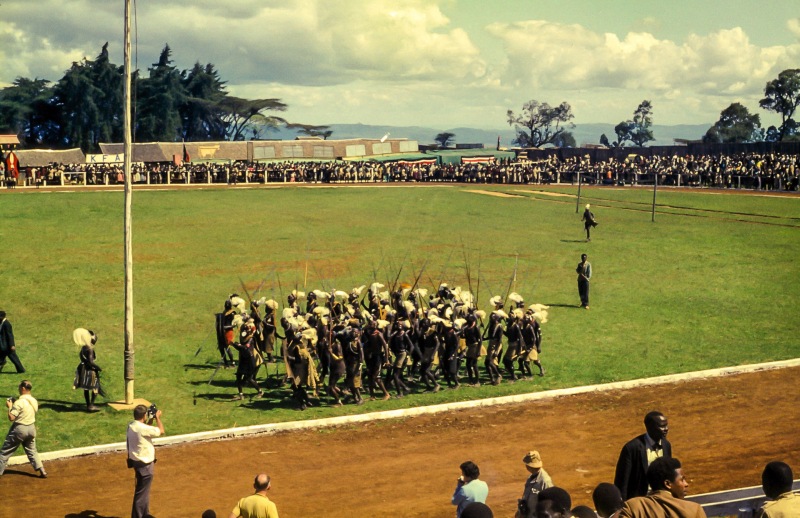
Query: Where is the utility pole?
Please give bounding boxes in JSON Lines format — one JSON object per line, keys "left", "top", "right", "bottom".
{"left": 123, "top": 0, "right": 135, "bottom": 403}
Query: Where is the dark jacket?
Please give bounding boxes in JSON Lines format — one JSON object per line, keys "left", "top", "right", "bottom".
{"left": 614, "top": 433, "right": 673, "bottom": 500}
{"left": 0, "top": 318, "right": 14, "bottom": 352}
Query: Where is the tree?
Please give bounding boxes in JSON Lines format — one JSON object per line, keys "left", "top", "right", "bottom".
{"left": 614, "top": 100, "right": 655, "bottom": 147}
{"left": 434, "top": 132, "right": 455, "bottom": 148}
{"left": 0, "top": 77, "right": 58, "bottom": 146}
{"left": 759, "top": 69, "right": 800, "bottom": 141}
{"left": 285, "top": 123, "right": 333, "bottom": 140}
{"left": 553, "top": 131, "right": 576, "bottom": 148}
{"left": 181, "top": 62, "right": 228, "bottom": 141}
{"left": 506, "top": 100, "right": 575, "bottom": 147}
{"left": 53, "top": 60, "right": 102, "bottom": 151}
{"left": 135, "top": 44, "right": 187, "bottom": 142}
{"left": 220, "top": 97, "right": 287, "bottom": 141}
{"left": 599, "top": 133, "right": 621, "bottom": 148}
{"left": 703, "top": 103, "right": 763, "bottom": 143}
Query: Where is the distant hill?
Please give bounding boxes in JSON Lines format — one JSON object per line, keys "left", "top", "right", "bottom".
{"left": 267, "top": 122, "right": 711, "bottom": 148}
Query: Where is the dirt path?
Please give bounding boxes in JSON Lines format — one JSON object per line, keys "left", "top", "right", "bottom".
{"left": 1, "top": 366, "right": 798, "bottom": 517}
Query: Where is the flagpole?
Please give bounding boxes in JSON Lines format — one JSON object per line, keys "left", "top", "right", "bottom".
{"left": 123, "top": 0, "right": 135, "bottom": 403}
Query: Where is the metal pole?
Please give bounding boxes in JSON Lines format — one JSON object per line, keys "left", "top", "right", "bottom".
{"left": 651, "top": 171, "right": 658, "bottom": 223}
{"left": 123, "top": 0, "right": 135, "bottom": 403}
{"left": 575, "top": 171, "right": 582, "bottom": 213}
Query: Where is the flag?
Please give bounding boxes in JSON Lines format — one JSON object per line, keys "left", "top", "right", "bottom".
{"left": 5, "top": 151, "right": 19, "bottom": 178}
{"left": 183, "top": 143, "right": 190, "bottom": 164}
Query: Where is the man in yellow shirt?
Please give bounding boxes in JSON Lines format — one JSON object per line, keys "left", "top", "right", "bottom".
{"left": 229, "top": 473, "right": 279, "bottom": 518}
{"left": 758, "top": 461, "right": 800, "bottom": 518}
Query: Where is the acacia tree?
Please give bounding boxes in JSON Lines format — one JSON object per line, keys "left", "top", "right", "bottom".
{"left": 703, "top": 103, "right": 763, "bottom": 143}
{"left": 220, "top": 97, "right": 287, "bottom": 141}
{"left": 614, "top": 100, "right": 655, "bottom": 147}
{"left": 434, "top": 132, "right": 455, "bottom": 148}
{"left": 759, "top": 68, "right": 800, "bottom": 141}
{"left": 285, "top": 123, "right": 333, "bottom": 140}
{"left": 506, "top": 100, "right": 575, "bottom": 147}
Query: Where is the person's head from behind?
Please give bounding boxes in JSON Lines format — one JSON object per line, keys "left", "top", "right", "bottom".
{"left": 0, "top": 310, "right": 6, "bottom": 320}
{"left": 201, "top": 510, "right": 216, "bottom": 518}
{"left": 643, "top": 411, "right": 669, "bottom": 442}
{"left": 461, "top": 501, "right": 493, "bottom": 518}
{"left": 253, "top": 473, "right": 271, "bottom": 493}
{"left": 133, "top": 404, "right": 148, "bottom": 421}
{"left": 18, "top": 380, "right": 32, "bottom": 394}
{"left": 571, "top": 505, "right": 597, "bottom": 518}
{"left": 762, "top": 461, "right": 793, "bottom": 499}
{"left": 460, "top": 461, "right": 480, "bottom": 482}
{"left": 592, "top": 482, "right": 623, "bottom": 518}
{"left": 536, "top": 487, "right": 572, "bottom": 518}
{"left": 647, "top": 457, "right": 688, "bottom": 499}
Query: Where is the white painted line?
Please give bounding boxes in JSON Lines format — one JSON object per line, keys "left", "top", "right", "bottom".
{"left": 9, "top": 358, "right": 799, "bottom": 466}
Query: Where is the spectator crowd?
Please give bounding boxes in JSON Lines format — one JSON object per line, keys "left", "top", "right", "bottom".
{"left": 2, "top": 151, "right": 799, "bottom": 191}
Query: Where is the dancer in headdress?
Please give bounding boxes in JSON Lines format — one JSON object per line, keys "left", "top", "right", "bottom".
{"left": 72, "top": 328, "right": 104, "bottom": 412}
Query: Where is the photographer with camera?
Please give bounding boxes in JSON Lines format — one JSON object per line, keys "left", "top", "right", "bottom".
{"left": 0, "top": 380, "right": 46, "bottom": 478}
{"left": 127, "top": 403, "right": 164, "bottom": 518}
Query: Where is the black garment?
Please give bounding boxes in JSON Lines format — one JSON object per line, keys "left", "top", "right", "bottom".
{"left": 613, "top": 434, "right": 673, "bottom": 500}
{"left": 0, "top": 318, "right": 24, "bottom": 373}
{"left": 576, "top": 261, "right": 592, "bottom": 307}
{"left": 582, "top": 208, "right": 598, "bottom": 239}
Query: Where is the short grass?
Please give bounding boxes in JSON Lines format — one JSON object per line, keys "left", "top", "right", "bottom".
{"left": 0, "top": 184, "right": 798, "bottom": 452}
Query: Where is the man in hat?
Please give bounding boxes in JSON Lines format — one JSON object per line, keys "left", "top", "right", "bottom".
{"left": 576, "top": 254, "right": 592, "bottom": 310}
{"left": 614, "top": 411, "right": 672, "bottom": 500}
{"left": 484, "top": 311, "right": 505, "bottom": 385}
{"left": 0, "top": 311, "right": 25, "bottom": 373}
{"left": 582, "top": 204, "right": 598, "bottom": 241}
{"left": 516, "top": 450, "right": 553, "bottom": 518}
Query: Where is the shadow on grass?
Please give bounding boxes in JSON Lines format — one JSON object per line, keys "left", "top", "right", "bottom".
{"left": 560, "top": 239, "right": 589, "bottom": 243}
{"left": 544, "top": 303, "right": 583, "bottom": 309}
{"left": 65, "top": 511, "right": 121, "bottom": 518}
{"left": 194, "top": 391, "right": 295, "bottom": 411}
{"left": 183, "top": 363, "right": 219, "bottom": 371}
{"left": 39, "top": 398, "right": 94, "bottom": 413}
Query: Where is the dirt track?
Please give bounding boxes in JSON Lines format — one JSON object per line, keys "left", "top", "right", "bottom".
{"left": 1, "top": 366, "right": 798, "bottom": 518}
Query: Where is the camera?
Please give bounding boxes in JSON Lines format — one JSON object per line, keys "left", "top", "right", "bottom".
{"left": 145, "top": 403, "right": 158, "bottom": 420}
{"left": 6, "top": 397, "right": 15, "bottom": 404}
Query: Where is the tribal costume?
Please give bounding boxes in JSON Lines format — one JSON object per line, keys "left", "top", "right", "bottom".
{"left": 72, "top": 328, "right": 103, "bottom": 412}
{"left": 231, "top": 328, "right": 263, "bottom": 400}
{"left": 484, "top": 314, "right": 504, "bottom": 385}
{"left": 387, "top": 324, "right": 413, "bottom": 397}
{"left": 463, "top": 316, "right": 483, "bottom": 386}
{"left": 363, "top": 323, "right": 391, "bottom": 400}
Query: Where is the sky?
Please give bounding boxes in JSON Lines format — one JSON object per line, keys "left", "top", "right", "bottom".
{"left": 1, "top": 0, "right": 799, "bottom": 130}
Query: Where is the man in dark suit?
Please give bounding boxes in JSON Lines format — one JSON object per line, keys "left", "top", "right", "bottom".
{"left": 0, "top": 310, "right": 25, "bottom": 373}
{"left": 614, "top": 411, "right": 672, "bottom": 500}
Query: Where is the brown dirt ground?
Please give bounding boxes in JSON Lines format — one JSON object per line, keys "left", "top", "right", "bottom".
{"left": 1, "top": 366, "right": 798, "bottom": 518}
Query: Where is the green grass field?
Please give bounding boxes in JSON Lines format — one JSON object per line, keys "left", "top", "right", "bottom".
{"left": 1, "top": 184, "right": 798, "bottom": 452}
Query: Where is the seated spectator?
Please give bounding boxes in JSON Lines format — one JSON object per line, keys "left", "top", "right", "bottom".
{"left": 619, "top": 457, "right": 706, "bottom": 518}
{"left": 536, "top": 487, "right": 573, "bottom": 518}
{"left": 592, "top": 483, "right": 624, "bottom": 518}
{"left": 758, "top": 461, "right": 799, "bottom": 518}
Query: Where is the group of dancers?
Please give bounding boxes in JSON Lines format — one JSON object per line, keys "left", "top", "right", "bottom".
{"left": 214, "top": 281, "right": 549, "bottom": 410}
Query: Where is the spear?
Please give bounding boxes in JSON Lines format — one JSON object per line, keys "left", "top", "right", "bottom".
{"left": 501, "top": 254, "right": 519, "bottom": 309}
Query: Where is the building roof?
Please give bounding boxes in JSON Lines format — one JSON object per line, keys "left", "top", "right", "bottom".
{"left": 15, "top": 148, "right": 85, "bottom": 167}
{"left": 0, "top": 135, "right": 21, "bottom": 146}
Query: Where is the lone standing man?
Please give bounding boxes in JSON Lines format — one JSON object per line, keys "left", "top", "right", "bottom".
{"left": 576, "top": 254, "right": 592, "bottom": 309}
{"left": 0, "top": 380, "right": 46, "bottom": 478}
{"left": 582, "top": 204, "right": 598, "bottom": 241}
{"left": 127, "top": 404, "right": 165, "bottom": 518}
{"left": 614, "top": 411, "right": 672, "bottom": 500}
{"left": 0, "top": 310, "right": 25, "bottom": 373}
{"left": 229, "top": 473, "right": 280, "bottom": 518}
